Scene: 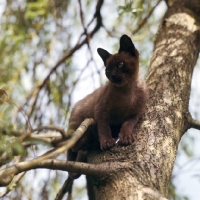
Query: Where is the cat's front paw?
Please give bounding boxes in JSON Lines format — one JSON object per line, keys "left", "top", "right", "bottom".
{"left": 100, "top": 137, "right": 116, "bottom": 150}
{"left": 119, "top": 131, "right": 134, "bottom": 145}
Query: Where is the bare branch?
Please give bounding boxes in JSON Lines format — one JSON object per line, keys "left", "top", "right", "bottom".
{"left": 188, "top": 114, "right": 200, "bottom": 130}
{"left": 27, "top": 132, "right": 63, "bottom": 146}
{"left": 132, "top": 0, "right": 162, "bottom": 35}
{"left": 0, "top": 172, "right": 25, "bottom": 198}
{"left": 55, "top": 177, "right": 73, "bottom": 200}
{"left": 30, "top": 132, "right": 61, "bottom": 139}
{"left": 0, "top": 126, "right": 64, "bottom": 139}
{"left": 18, "top": 125, "right": 66, "bottom": 142}
{"left": 78, "top": 0, "right": 87, "bottom": 33}
{"left": 32, "top": 126, "right": 65, "bottom": 137}
{"left": 172, "top": 157, "right": 200, "bottom": 178}
{"left": 0, "top": 159, "right": 129, "bottom": 187}
{"left": 22, "top": 133, "right": 62, "bottom": 147}
{"left": 63, "top": 59, "right": 93, "bottom": 125}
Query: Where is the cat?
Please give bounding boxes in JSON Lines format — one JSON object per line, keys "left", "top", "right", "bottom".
{"left": 67, "top": 34, "right": 148, "bottom": 179}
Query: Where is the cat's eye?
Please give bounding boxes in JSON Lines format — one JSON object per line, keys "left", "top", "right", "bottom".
{"left": 117, "top": 62, "right": 124, "bottom": 68}
{"left": 106, "top": 69, "right": 110, "bottom": 73}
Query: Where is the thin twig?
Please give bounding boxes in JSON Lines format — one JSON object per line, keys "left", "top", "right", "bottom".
{"left": 18, "top": 125, "right": 66, "bottom": 142}
{"left": 63, "top": 59, "right": 93, "bottom": 128}
{"left": 86, "top": 175, "right": 95, "bottom": 200}
{"left": 55, "top": 177, "right": 73, "bottom": 200}
{"left": 172, "top": 157, "right": 200, "bottom": 178}
{"left": 19, "top": 0, "right": 104, "bottom": 117}
{"left": 0, "top": 172, "right": 26, "bottom": 198}
{"left": 32, "top": 126, "right": 66, "bottom": 137}
{"left": 132, "top": 0, "right": 162, "bottom": 35}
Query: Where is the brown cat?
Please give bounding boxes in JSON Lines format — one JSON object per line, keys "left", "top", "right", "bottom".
{"left": 67, "top": 34, "right": 148, "bottom": 179}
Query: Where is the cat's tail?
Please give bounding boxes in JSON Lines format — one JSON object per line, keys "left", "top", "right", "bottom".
{"left": 67, "top": 149, "right": 87, "bottom": 179}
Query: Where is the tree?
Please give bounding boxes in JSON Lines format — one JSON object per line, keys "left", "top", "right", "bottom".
{"left": 0, "top": 0, "right": 200, "bottom": 199}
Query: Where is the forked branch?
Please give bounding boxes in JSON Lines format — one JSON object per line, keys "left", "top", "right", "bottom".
{"left": 0, "top": 118, "right": 95, "bottom": 186}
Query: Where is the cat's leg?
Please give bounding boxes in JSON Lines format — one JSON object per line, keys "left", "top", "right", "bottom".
{"left": 119, "top": 115, "right": 139, "bottom": 145}
{"left": 67, "top": 150, "right": 80, "bottom": 179}
{"left": 67, "top": 115, "right": 89, "bottom": 152}
{"left": 67, "top": 149, "right": 87, "bottom": 179}
{"left": 72, "top": 125, "right": 95, "bottom": 152}
{"left": 97, "top": 120, "right": 116, "bottom": 150}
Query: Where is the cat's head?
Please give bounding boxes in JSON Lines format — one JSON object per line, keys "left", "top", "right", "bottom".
{"left": 97, "top": 34, "right": 139, "bottom": 87}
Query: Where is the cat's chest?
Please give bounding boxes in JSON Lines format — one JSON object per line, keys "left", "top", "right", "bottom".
{"left": 95, "top": 87, "right": 136, "bottom": 122}
{"left": 106, "top": 94, "right": 135, "bottom": 123}
{"left": 111, "top": 92, "right": 134, "bottom": 108}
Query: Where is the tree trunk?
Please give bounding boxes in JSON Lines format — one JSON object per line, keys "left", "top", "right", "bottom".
{"left": 87, "top": 0, "right": 200, "bottom": 199}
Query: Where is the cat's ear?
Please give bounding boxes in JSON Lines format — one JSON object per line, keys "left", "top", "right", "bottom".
{"left": 119, "top": 34, "right": 137, "bottom": 57}
{"left": 97, "top": 48, "right": 111, "bottom": 66}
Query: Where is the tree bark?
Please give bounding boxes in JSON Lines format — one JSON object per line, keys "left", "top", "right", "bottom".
{"left": 87, "top": 0, "right": 200, "bottom": 199}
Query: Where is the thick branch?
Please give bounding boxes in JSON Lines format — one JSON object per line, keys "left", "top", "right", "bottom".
{"left": 0, "top": 159, "right": 129, "bottom": 187}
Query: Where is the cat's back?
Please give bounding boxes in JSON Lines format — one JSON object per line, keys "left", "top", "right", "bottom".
{"left": 72, "top": 84, "right": 107, "bottom": 117}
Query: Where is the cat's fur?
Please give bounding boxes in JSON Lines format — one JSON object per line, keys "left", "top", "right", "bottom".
{"left": 67, "top": 35, "right": 148, "bottom": 179}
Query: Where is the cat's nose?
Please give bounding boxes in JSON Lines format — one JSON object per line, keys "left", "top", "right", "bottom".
{"left": 111, "top": 74, "right": 117, "bottom": 79}
{"left": 111, "top": 74, "right": 121, "bottom": 83}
